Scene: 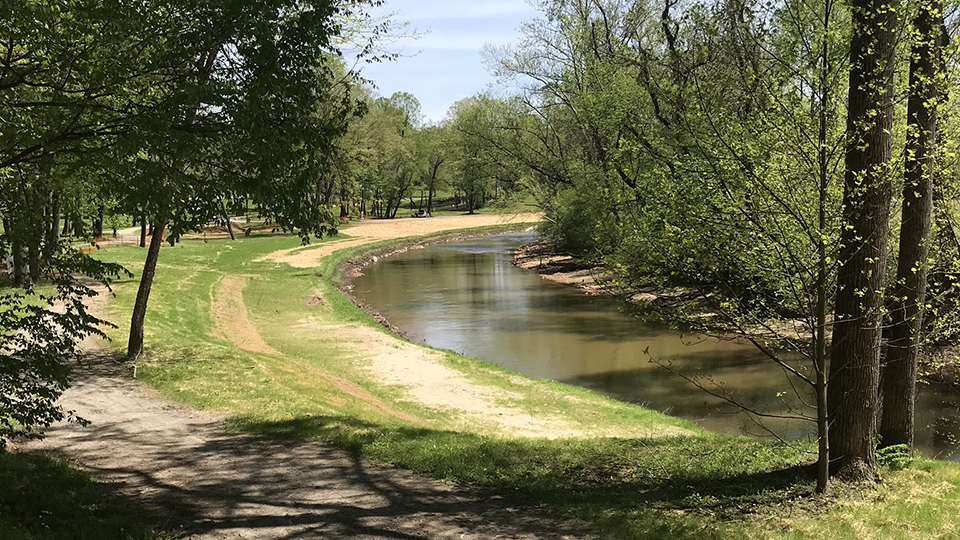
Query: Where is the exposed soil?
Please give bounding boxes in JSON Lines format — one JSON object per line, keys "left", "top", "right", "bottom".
{"left": 512, "top": 242, "right": 611, "bottom": 296}
{"left": 513, "top": 241, "right": 669, "bottom": 306}
{"left": 256, "top": 213, "right": 542, "bottom": 269}
{"left": 211, "top": 274, "right": 420, "bottom": 424}
{"left": 20, "top": 214, "right": 597, "bottom": 539}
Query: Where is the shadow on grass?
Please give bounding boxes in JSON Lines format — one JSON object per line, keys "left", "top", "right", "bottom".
{"left": 233, "top": 414, "right": 817, "bottom": 539}
{"left": 0, "top": 452, "right": 162, "bottom": 540}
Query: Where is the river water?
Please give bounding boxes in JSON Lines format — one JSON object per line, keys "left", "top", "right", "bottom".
{"left": 351, "top": 233, "right": 960, "bottom": 460}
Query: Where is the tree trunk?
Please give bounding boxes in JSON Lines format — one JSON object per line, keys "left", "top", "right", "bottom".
{"left": 880, "top": 0, "right": 941, "bottom": 453}
{"left": 93, "top": 204, "right": 104, "bottom": 238}
{"left": 48, "top": 193, "right": 60, "bottom": 251}
{"left": 828, "top": 0, "right": 898, "bottom": 481}
{"left": 140, "top": 213, "right": 147, "bottom": 248}
{"left": 61, "top": 214, "right": 70, "bottom": 237}
{"left": 219, "top": 196, "right": 235, "bottom": 241}
{"left": 127, "top": 220, "right": 167, "bottom": 359}
{"left": 11, "top": 233, "right": 24, "bottom": 287}
{"left": 41, "top": 156, "right": 58, "bottom": 263}
{"left": 28, "top": 239, "right": 40, "bottom": 283}
{"left": 814, "top": 0, "right": 834, "bottom": 494}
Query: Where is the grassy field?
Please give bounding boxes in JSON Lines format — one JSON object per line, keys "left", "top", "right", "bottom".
{"left": 77, "top": 226, "right": 960, "bottom": 539}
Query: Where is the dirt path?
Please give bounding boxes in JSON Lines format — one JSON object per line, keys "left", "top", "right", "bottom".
{"left": 26, "top": 352, "right": 583, "bottom": 539}
{"left": 212, "top": 274, "right": 422, "bottom": 425}
{"left": 256, "top": 213, "right": 541, "bottom": 268}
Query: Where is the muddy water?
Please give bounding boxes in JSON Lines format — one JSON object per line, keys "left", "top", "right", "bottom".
{"left": 351, "top": 233, "right": 960, "bottom": 460}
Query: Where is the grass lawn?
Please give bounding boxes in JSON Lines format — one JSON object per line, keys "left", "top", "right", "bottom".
{"left": 83, "top": 227, "right": 960, "bottom": 540}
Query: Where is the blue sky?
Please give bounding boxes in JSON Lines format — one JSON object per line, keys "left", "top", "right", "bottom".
{"left": 351, "top": 1, "right": 539, "bottom": 124}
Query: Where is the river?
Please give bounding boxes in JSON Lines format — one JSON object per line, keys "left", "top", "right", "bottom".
{"left": 351, "top": 232, "right": 960, "bottom": 460}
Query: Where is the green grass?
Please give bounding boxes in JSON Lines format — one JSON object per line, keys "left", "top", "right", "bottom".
{"left": 87, "top": 228, "right": 960, "bottom": 539}
{"left": 0, "top": 452, "right": 164, "bottom": 540}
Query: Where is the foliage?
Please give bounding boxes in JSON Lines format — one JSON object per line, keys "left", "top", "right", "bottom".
{"left": 876, "top": 444, "right": 913, "bottom": 471}
{"left": 0, "top": 244, "right": 125, "bottom": 447}
{"left": 446, "top": 94, "right": 531, "bottom": 214}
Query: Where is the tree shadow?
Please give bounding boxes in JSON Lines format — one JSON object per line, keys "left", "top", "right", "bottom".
{"left": 36, "top": 351, "right": 817, "bottom": 539}
{"left": 32, "top": 397, "right": 586, "bottom": 539}
{"left": 238, "top": 415, "right": 817, "bottom": 539}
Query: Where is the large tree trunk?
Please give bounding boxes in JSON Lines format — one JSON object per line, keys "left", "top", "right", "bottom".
{"left": 322, "top": 174, "right": 335, "bottom": 205}
{"left": 127, "top": 220, "right": 167, "bottom": 359}
{"left": 880, "top": 1, "right": 941, "bottom": 453}
{"left": 828, "top": 0, "right": 898, "bottom": 482}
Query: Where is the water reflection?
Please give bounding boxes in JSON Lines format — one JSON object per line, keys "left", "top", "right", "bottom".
{"left": 352, "top": 234, "right": 960, "bottom": 460}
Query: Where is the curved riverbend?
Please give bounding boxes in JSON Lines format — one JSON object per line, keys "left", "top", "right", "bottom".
{"left": 352, "top": 233, "right": 960, "bottom": 460}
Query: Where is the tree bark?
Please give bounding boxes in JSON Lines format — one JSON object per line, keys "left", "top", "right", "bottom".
{"left": 219, "top": 196, "right": 235, "bottom": 241}
{"left": 880, "top": 0, "right": 941, "bottom": 453}
{"left": 28, "top": 238, "right": 39, "bottom": 283}
{"left": 814, "top": 0, "right": 834, "bottom": 494}
{"left": 127, "top": 220, "right": 167, "bottom": 359}
{"left": 323, "top": 174, "right": 335, "bottom": 206}
{"left": 48, "top": 193, "right": 60, "bottom": 251}
{"left": 93, "top": 204, "right": 104, "bottom": 238}
{"left": 41, "top": 156, "right": 59, "bottom": 264}
{"left": 828, "top": 0, "right": 898, "bottom": 481}
{"left": 140, "top": 213, "right": 147, "bottom": 248}
{"left": 11, "top": 232, "right": 24, "bottom": 287}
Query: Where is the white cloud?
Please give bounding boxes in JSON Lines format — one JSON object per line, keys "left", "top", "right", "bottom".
{"left": 358, "top": 1, "right": 539, "bottom": 122}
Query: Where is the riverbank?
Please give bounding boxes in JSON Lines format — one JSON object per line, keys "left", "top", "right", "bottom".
{"left": 515, "top": 240, "right": 960, "bottom": 389}
{"left": 18, "top": 216, "right": 960, "bottom": 540}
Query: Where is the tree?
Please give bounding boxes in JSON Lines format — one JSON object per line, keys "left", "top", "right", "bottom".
{"left": 415, "top": 125, "right": 449, "bottom": 214}
{"left": 114, "top": 0, "right": 357, "bottom": 358}
{"left": 827, "top": 0, "right": 898, "bottom": 480}
{"left": 447, "top": 95, "right": 525, "bottom": 213}
{"left": 880, "top": 0, "right": 943, "bottom": 453}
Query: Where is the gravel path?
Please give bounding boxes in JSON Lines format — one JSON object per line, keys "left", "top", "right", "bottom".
{"left": 25, "top": 350, "right": 584, "bottom": 539}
